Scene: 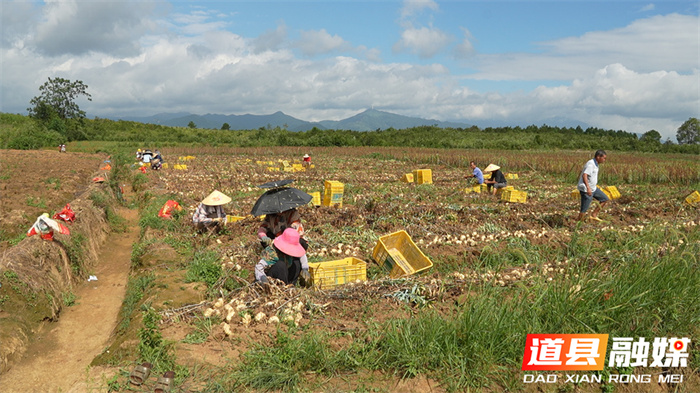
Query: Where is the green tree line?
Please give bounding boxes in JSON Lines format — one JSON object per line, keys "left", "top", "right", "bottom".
{"left": 1, "top": 112, "right": 699, "bottom": 154}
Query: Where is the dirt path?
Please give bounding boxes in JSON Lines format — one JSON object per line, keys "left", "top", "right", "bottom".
{"left": 0, "top": 206, "right": 138, "bottom": 393}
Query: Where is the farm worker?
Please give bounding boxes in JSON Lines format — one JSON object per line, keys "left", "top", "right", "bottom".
{"left": 576, "top": 150, "right": 609, "bottom": 222}
{"left": 154, "top": 149, "right": 163, "bottom": 162}
{"left": 136, "top": 149, "right": 143, "bottom": 161}
{"left": 258, "top": 208, "right": 307, "bottom": 250}
{"left": 464, "top": 161, "right": 484, "bottom": 184}
{"left": 27, "top": 213, "right": 70, "bottom": 241}
{"left": 302, "top": 153, "right": 311, "bottom": 168}
{"left": 151, "top": 159, "right": 162, "bottom": 170}
{"left": 255, "top": 228, "right": 310, "bottom": 286}
{"left": 192, "top": 190, "right": 230, "bottom": 232}
{"left": 483, "top": 164, "right": 507, "bottom": 195}
{"left": 142, "top": 149, "right": 153, "bottom": 164}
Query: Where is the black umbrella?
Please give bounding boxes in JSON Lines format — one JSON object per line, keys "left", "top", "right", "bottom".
{"left": 251, "top": 187, "right": 312, "bottom": 216}
{"left": 258, "top": 179, "right": 294, "bottom": 189}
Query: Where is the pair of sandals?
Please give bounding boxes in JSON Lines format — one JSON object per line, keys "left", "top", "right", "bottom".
{"left": 130, "top": 362, "right": 175, "bottom": 392}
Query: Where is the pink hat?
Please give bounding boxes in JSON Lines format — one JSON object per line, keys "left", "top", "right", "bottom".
{"left": 273, "top": 228, "right": 306, "bottom": 257}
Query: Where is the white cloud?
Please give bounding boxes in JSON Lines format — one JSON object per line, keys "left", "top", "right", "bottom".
{"left": 393, "top": 26, "right": 451, "bottom": 58}
{"left": 0, "top": 2, "right": 695, "bottom": 143}
{"left": 252, "top": 22, "right": 287, "bottom": 53}
{"left": 454, "top": 27, "right": 475, "bottom": 59}
{"left": 296, "top": 29, "right": 351, "bottom": 56}
{"left": 470, "top": 14, "right": 699, "bottom": 81}
{"left": 639, "top": 3, "right": 655, "bottom": 12}
{"left": 399, "top": 0, "right": 439, "bottom": 19}
{"left": 32, "top": 0, "right": 158, "bottom": 57}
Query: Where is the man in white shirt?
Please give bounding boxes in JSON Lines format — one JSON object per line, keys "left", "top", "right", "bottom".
{"left": 577, "top": 150, "right": 609, "bottom": 222}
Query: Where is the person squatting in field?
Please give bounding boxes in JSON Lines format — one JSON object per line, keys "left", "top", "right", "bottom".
{"left": 257, "top": 208, "right": 308, "bottom": 250}
{"left": 577, "top": 150, "right": 609, "bottom": 222}
{"left": 192, "top": 190, "right": 230, "bottom": 233}
{"left": 151, "top": 149, "right": 163, "bottom": 170}
{"left": 483, "top": 163, "right": 507, "bottom": 195}
{"left": 255, "top": 228, "right": 310, "bottom": 286}
{"left": 464, "top": 161, "right": 484, "bottom": 184}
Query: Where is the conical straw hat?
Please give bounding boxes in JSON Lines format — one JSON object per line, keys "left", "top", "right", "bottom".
{"left": 202, "top": 190, "right": 231, "bottom": 206}
{"left": 483, "top": 164, "right": 500, "bottom": 173}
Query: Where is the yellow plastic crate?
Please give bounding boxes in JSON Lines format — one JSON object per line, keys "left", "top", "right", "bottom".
{"left": 372, "top": 230, "right": 433, "bottom": 278}
{"left": 412, "top": 169, "right": 433, "bottom": 185}
{"left": 603, "top": 186, "right": 621, "bottom": 200}
{"left": 495, "top": 185, "right": 515, "bottom": 196}
{"left": 500, "top": 189, "right": 527, "bottom": 203}
{"left": 173, "top": 164, "right": 187, "bottom": 170}
{"left": 226, "top": 215, "right": 245, "bottom": 224}
{"left": 323, "top": 195, "right": 343, "bottom": 207}
{"left": 324, "top": 180, "right": 344, "bottom": 194}
{"left": 308, "top": 257, "right": 367, "bottom": 290}
{"left": 309, "top": 191, "right": 321, "bottom": 206}
{"left": 402, "top": 173, "right": 414, "bottom": 183}
{"left": 684, "top": 190, "right": 700, "bottom": 206}
{"left": 323, "top": 181, "right": 344, "bottom": 206}
{"left": 466, "top": 184, "right": 489, "bottom": 193}
{"left": 505, "top": 173, "right": 519, "bottom": 180}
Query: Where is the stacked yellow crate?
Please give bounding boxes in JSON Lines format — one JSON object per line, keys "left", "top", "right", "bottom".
{"left": 412, "top": 169, "right": 432, "bottom": 185}
{"left": 323, "top": 180, "right": 344, "bottom": 207}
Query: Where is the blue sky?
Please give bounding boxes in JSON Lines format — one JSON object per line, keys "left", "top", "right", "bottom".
{"left": 1, "top": 0, "right": 698, "bottom": 140}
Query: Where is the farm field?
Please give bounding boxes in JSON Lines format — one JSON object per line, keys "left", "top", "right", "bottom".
{"left": 1, "top": 145, "right": 698, "bottom": 393}
{"left": 0, "top": 149, "right": 106, "bottom": 250}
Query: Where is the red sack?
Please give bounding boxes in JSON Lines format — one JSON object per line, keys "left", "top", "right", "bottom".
{"left": 53, "top": 204, "right": 76, "bottom": 223}
{"left": 140, "top": 166, "right": 147, "bottom": 173}
{"left": 158, "top": 200, "right": 182, "bottom": 219}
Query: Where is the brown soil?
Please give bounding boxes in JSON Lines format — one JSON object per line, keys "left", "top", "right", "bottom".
{"left": 0, "top": 206, "right": 137, "bottom": 393}
{"left": 0, "top": 148, "right": 697, "bottom": 393}
{"left": 0, "top": 149, "right": 106, "bottom": 250}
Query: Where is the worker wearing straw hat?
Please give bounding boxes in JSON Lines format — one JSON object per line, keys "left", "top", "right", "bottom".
{"left": 483, "top": 164, "right": 507, "bottom": 195}
{"left": 192, "top": 190, "right": 231, "bottom": 232}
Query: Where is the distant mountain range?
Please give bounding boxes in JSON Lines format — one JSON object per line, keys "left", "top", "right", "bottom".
{"left": 113, "top": 108, "right": 592, "bottom": 132}
{"left": 114, "top": 109, "right": 472, "bottom": 132}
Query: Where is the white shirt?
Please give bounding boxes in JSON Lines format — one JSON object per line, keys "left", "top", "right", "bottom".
{"left": 577, "top": 158, "right": 599, "bottom": 192}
